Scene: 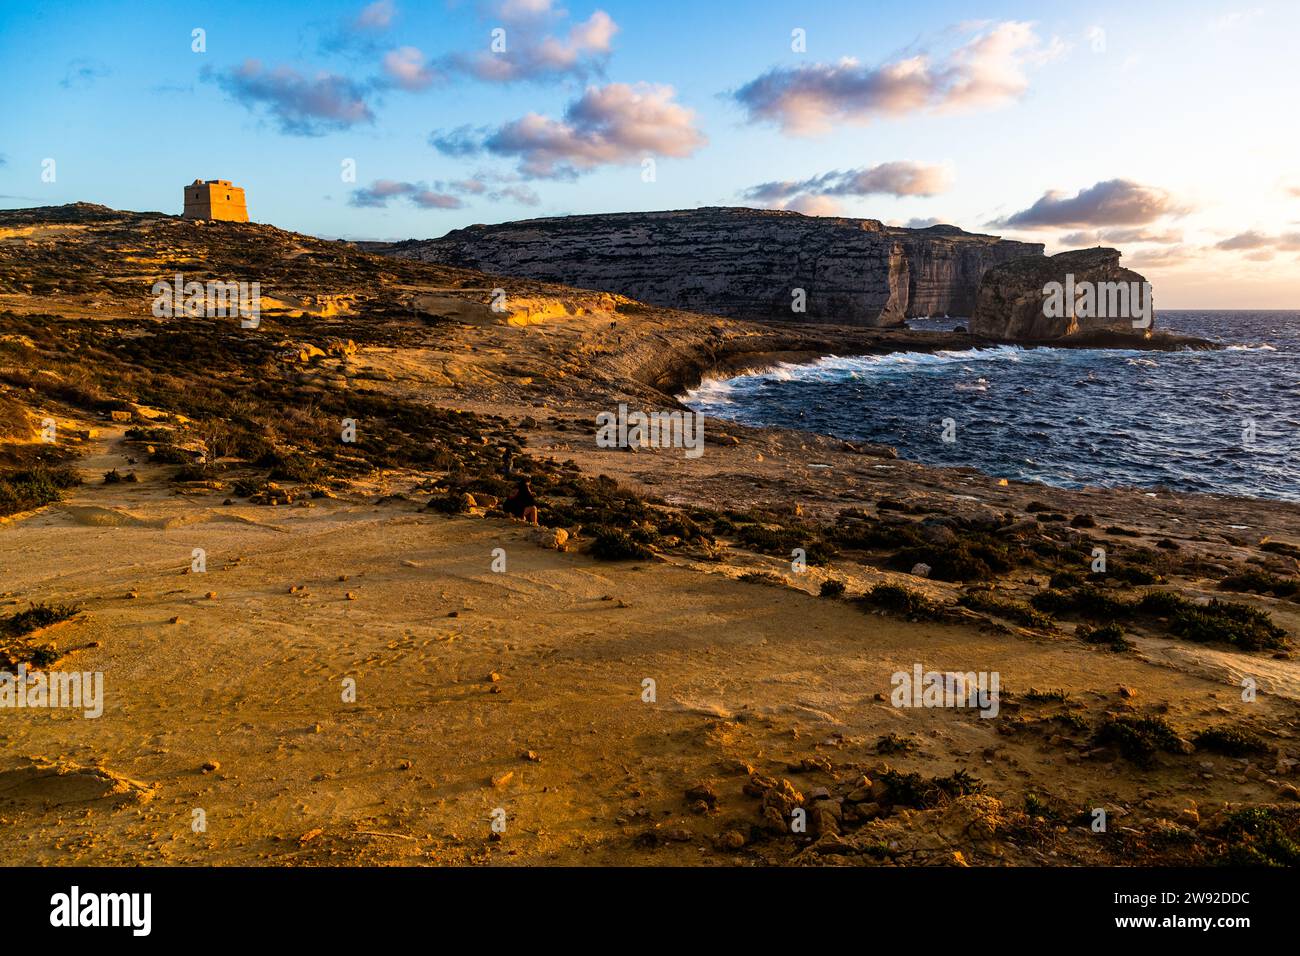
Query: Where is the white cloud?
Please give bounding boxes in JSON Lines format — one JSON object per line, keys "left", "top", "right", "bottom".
{"left": 433, "top": 82, "right": 706, "bottom": 179}
{"left": 733, "top": 21, "right": 1056, "bottom": 135}
{"left": 383, "top": 46, "right": 440, "bottom": 90}
{"left": 743, "top": 161, "right": 953, "bottom": 212}
{"left": 992, "top": 179, "right": 1190, "bottom": 229}
{"left": 355, "top": 0, "right": 396, "bottom": 30}
{"left": 447, "top": 8, "right": 617, "bottom": 83}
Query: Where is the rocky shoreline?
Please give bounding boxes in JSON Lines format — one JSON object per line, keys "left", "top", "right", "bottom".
{"left": 651, "top": 325, "right": 1216, "bottom": 399}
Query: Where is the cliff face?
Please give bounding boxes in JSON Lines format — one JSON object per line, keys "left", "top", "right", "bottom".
{"left": 384, "top": 208, "right": 1043, "bottom": 328}
{"left": 970, "top": 247, "right": 1155, "bottom": 340}
{"left": 893, "top": 225, "right": 1040, "bottom": 318}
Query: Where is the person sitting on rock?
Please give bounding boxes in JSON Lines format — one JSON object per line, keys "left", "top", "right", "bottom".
{"left": 503, "top": 477, "right": 539, "bottom": 526}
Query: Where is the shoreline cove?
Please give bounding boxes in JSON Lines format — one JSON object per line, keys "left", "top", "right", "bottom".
{"left": 680, "top": 313, "right": 1294, "bottom": 504}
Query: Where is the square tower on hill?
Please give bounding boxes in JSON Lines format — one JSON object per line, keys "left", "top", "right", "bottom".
{"left": 182, "top": 180, "right": 249, "bottom": 222}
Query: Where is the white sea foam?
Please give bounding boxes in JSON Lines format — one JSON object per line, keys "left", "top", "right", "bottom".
{"left": 681, "top": 345, "right": 1041, "bottom": 407}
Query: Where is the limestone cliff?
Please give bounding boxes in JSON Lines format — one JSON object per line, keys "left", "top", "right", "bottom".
{"left": 970, "top": 247, "right": 1155, "bottom": 341}
{"left": 892, "top": 225, "right": 1038, "bottom": 318}
{"left": 382, "top": 208, "right": 1043, "bottom": 328}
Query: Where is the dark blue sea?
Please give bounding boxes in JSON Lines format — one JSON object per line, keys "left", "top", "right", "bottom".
{"left": 682, "top": 311, "right": 1300, "bottom": 502}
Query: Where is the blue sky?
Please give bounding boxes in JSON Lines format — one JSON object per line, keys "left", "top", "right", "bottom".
{"left": 2, "top": 0, "right": 1298, "bottom": 306}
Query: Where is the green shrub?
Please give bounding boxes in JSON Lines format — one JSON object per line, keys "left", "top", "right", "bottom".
{"left": 427, "top": 491, "right": 474, "bottom": 515}
{"left": 819, "top": 578, "right": 846, "bottom": 598}
{"left": 735, "top": 522, "right": 834, "bottom": 564}
{"left": 1072, "top": 585, "right": 1134, "bottom": 619}
{"left": 1024, "top": 793, "right": 1062, "bottom": 819}
{"left": 856, "top": 583, "right": 939, "bottom": 618}
{"left": 875, "top": 732, "right": 917, "bottom": 755}
{"left": 590, "top": 528, "right": 653, "bottom": 561}
{"left": 1076, "top": 621, "right": 1132, "bottom": 651}
{"left": 1169, "top": 599, "right": 1288, "bottom": 651}
{"left": 1193, "top": 726, "right": 1270, "bottom": 757}
{"left": 124, "top": 425, "right": 175, "bottom": 443}
{"left": 1219, "top": 570, "right": 1299, "bottom": 599}
{"left": 881, "top": 768, "right": 983, "bottom": 809}
{"left": 891, "top": 535, "right": 1014, "bottom": 582}
{"left": 1215, "top": 808, "right": 1300, "bottom": 866}
{"left": 267, "top": 453, "right": 320, "bottom": 483}
{"left": 1113, "top": 565, "right": 1158, "bottom": 586}
{"left": 232, "top": 476, "right": 267, "bottom": 497}
{"left": 1137, "top": 590, "right": 1188, "bottom": 616}
{"left": 0, "top": 464, "right": 82, "bottom": 516}
{"left": 1049, "top": 569, "right": 1085, "bottom": 590}
{"left": 959, "top": 591, "right": 1054, "bottom": 629}
{"left": 1031, "top": 584, "right": 1135, "bottom": 619}
{"left": 148, "top": 444, "right": 193, "bottom": 465}
{"left": 1053, "top": 711, "right": 1090, "bottom": 732}
{"left": 1030, "top": 589, "right": 1075, "bottom": 614}
{"left": 1092, "top": 714, "right": 1182, "bottom": 766}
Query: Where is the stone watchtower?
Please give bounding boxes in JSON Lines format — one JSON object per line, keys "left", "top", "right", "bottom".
{"left": 182, "top": 179, "right": 249, "bottom": 222}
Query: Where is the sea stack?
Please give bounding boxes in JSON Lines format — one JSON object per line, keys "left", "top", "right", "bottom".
{"left": 969, "top": 247, "right": 1155, "bottom": 340}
